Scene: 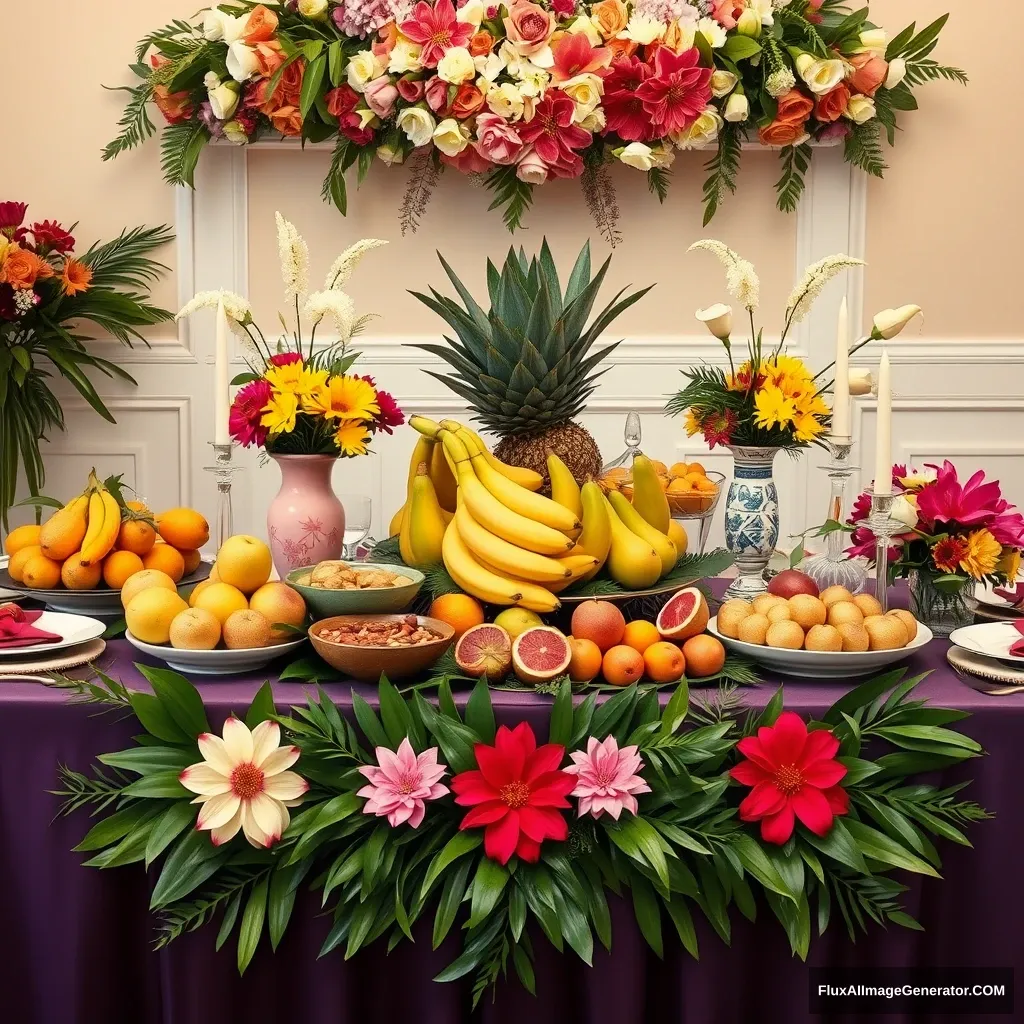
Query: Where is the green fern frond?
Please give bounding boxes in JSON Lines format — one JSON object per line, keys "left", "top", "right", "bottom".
{"left": 775, "top": 143, "right": 811, "bottom": 213}
{"left": 160, "top": 121, "right": 210, "bottom": 188}
{"left": 102, "top": 82, "right": 157, "bottom": 161}
{"left": 135, "top": 19, "right": 199, "bottom": 63}
{"left": 485, "top": 166, "right": 535, "bottom": 233}
{"left": 78, "top": 225, "right": 175, "bottom": 288}
{"left": 844, "top": 121, "right": 887, "bottom": 178}
{"left": 701, "top": 125, "right": 742, "bottom": 226}
{"left": 648, "top": 166, "right": 671, "bottom": 204}
{"left": 904, "top": 60, "right": 968, "bottom": 87}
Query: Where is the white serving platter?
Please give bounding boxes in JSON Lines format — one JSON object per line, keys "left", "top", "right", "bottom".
{"left": 949, "top": 622, "right": 1024, "bottom": 664}
{"left": 125, "top": 631, "right": 306, "bottom": 676}
{"left": 0, "top": 611, "right": 106, "bottom": 657}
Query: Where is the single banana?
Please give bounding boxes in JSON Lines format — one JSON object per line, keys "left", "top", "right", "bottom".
{"left": 389, "top": 505, "right": 405, "bottom": 538}
{"left": 667, "top": 519, "right": 689, "bottom": 557}
{"left": 455, "top": 501, "right": 570, "bottom": 583}
{"left": 399, "top": 464, "right": 447, "bottom": 567}
{"left": 448, "top": 422, "right": 544, "bottom": 492}
{"left": 608, "top": 491, "right": 677, "bottom": 577}
{"left": 80, "top": 484, "right": 121, "bottom": 566}
{"left": 603, "top": 495, "right": 662, "bottom": 590}
{"left": 630, "top": 454, "right": 671, "bottom": 534}
{"left": 546, "top": 553, "right": 600, "bottom": 593}
{"left": 429, "top": 437, "right": 458, "bottom": 513}
{"left": 438, "top": 431, "right": 574, "bottom": 555}
{"left": 442, "top": 521, "right": 522, "bottom": 606}
{"left": 546, "top": 450, "right": 583, "bottom": 521}
{"left": 409, "top": 415, "right": 443, "bottom": 439}
{"left": 392, "top": 435, "right": 438, "bottom": 537}
{"left": 575, "top": 481, "right": 612, "bottom": 583}
{"left": 39, "top": 490, "right": 91, "bottom": 561}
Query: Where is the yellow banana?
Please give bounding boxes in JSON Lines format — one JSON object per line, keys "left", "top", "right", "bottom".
{"left": 429, "top": 438, "right": 458, "bottom": 513}
{"left": 80, "top": 482, "right": 121, "bottom": 566}
{"left": 667, "top": 519, "right": 688, "bottom": 556}
{"left": 399, "top": 464, "right": 447, "bottom": 567}
{"left": 438, "top": 431, "right": 574, "bottom": 555}
{"left": 575, "top": 481, "right": 612, "bottom": 583}
{"left": 389, "top": 505, "right": 405, "bottom": 538}
{"left": 546, "top": 553, "right": 600, "bottom": 593}
{"left": 39, "top": 490, "right": 91, "bottom": 561}
{"left": 442, "top": 521, "right": 522, "bottom": 606}
{"left": 455, "top": 501, "right": 570, "bottom": 583}
{"left": 409, "top": 415, "right": 443, "bottom": 439}
{"left": 391, "top": 435, "right": 438, "bottom": 537}
{"left": 447, "top": 422, "right": 544, "bottom": 492}
{"left": 631, "top": 454, "right": 671, "bottom": 533}
{"left": 609, "top": 491, "right": 678, "bottom": 577}
{"left": 546, "top": 450, "right": 583, "bottom": 521}
{"left": 604, "top": 495, "right": 662, "bottom": 590}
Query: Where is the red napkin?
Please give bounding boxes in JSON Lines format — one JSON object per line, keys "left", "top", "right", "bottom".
{"left": 0, "top": 602, "right": 62, "bottom": 649}
{"left": 1011, "top": 621, "right": 1024, "bottom": 658}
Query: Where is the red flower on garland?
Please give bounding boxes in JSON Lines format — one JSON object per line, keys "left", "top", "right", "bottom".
{"left": 728, "top": 712, "right": 848, "bottom": 845}
{"left": 451, "top": 723, "right": 575, "bottom": 864}
{"left": 635, "top": 46, "right": 713, "bottom": 136}
{"left": 28, "top": 220, "right": 75, "bottom": 254}
{"left": 400, "top": 0, "right": 474, "bottom": 68}
{"left": 701, "top": 409, "right": 737, "bottom": 449}
{"left": 602, "top": 56, "right": 654, "bottom": 142}
{"left": 325, "top": 86, "right": 376, "bottom": 146}
{"left": 517, "top": 90, "right": 592, "bottom": 179}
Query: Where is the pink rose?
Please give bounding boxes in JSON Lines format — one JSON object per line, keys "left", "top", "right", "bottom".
{"left": 711, "top": 0, "right": 744, "bottom": 29}
{"left": 504, "top": 1, "right": 556, "bottom": 56}
{"left": 425, "top": 76, "right": 453, "bottom": 116}
{"left": 396, "top": 76, "right": 425, "bottom": 102}
{"left": 515, "top": 148, "right": 548, "bottom": 184}
{"left": 474, "top": 112, "right": 525, "bottom": 165}
{"left": 848, "top": 52, "right": 888, "bottom": 97}
{"left": 364, "top": 76, "right": 399, "bottom": 118}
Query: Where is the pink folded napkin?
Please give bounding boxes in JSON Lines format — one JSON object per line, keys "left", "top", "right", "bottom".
{"left": 0, "top": 602, "right": 62, "bottom": 649}
{"left": 994, "top": 582, "right": 1024, "bottom": 609}
{"left": 1011, "top": 621, "right": 1024, "bottom": 658}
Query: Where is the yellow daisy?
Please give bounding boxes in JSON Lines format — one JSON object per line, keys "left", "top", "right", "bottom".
{"left": 261, "top": 390, "right": 299, "bottom": 435}
{"left": 997, "top": 546, "right": 1022, "bottom": 581}
{"left": 683, "top": 409, "right": 702, "bottom": 436}
{"left": 770, "top": 355, "right": 814, "bottom": 383}
{"left": 304, "top": 374, "right": 380, "bottom": 421}
{"left": 796, "top": 391, "right": 831, "bottom": 419}
{"left": 334, "top": 419, "right": 372, "bottom": 456}
{"left": 959, "top": 528, "right": 1002, "bottom": 579}
{"left": 754, "top": 384, "right": 797, "bottom": 431}
{"left": 793, "top": 411, "right": 827, "bottom": 443}
{"left": 265, "top": 362, "right": 306, "bottom": 394}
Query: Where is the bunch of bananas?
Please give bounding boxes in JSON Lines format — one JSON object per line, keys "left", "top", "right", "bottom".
{"left": 41, "top": 469, "right": 121, "bottom": 567}
{"left": 393, "top": 417, "right": 688, "bottom": 612}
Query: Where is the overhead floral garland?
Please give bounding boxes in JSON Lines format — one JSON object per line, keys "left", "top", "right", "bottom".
{"left": 108, "top": 1, "right": 964, "bottom": 238}
{"left": 59, "top": 665, "right": 987, "bottom": 1002}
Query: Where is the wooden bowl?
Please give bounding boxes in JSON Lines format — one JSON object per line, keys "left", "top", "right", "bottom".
{"left": 308, "top": 614, "right": 455, "bottom": 682}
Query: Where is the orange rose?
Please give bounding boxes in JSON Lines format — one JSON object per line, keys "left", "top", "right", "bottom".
{"left": 847, "top": 52, "right": 888, "bottom": 97}
{"left": 592, "top": 0, "right": 628, "bottom": 39}
{"left": 149, "top": 54, "right": 194, "bottom": 124}
{"left": 1, "top": 246, "right": 53, "bottom": 289}
{"left": 815, "top": 83, "right": 850, "bottom": 123}
{"left": 242, "top": 4, "right": 279, "bottom": 44}
{"left": 452, "top": 82, "right": 486, "bottom": 119}
{"left": 373, "top": 21, "right": 399, "bottom": 60}
{"left": 253, "top": 40, "right": 287, "bottom": 78}
{"left": 469, "top": 30, "right": 495, "bottom": 57}
{"left": 758, "top": 88, "right": 814, "bottom": 146}
{"left": 258, "top": 58, "right": 305, "bottom": 111}
{"left": 268, "top": 105, "right": 303, "bottom": 136}
{"left": 606, "top": 37, "right": 639, "bottom": 60}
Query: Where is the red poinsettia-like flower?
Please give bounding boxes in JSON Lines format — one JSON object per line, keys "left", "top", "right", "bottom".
{"left": 636, "top": 46, "right": 712, "bottom": 136}
{"left": 729, "top": 712, "right": 848, "bottom": 845}
{"left": 452, "top": 722, "right": 575, "bottom": 864}
{"left": 602, "top": 56, "right": 654, "bottom": 142}
{"left": 28, "top": 220, "right": 75, "bottom": 254}
{"left": 400, "top": 0, "right": 474, "bottom": 68}
{"left": 518, "top": 90, "right": 592, "bottom": 179}
{"left": 229, "top": 378, "right": 272, "bottom": 448}
{"left": 701, "top": 409, "right": 737, "bottom": 449}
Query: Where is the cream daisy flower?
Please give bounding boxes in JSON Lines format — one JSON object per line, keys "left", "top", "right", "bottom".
{"left": 179, "top": 717, "right": 308, "bottom": 849}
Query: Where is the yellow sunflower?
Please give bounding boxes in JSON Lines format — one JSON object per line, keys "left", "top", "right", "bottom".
{"left": 683, "top": 409, "right": 702, "bottom": 436}
{"left": 793, "top": 411, "right": 827, "bottom": 443}
{"left": 770, "top": 355, "right": 814, "bottom": 384}
{"left": 334, "top": 418, "right": 372, "bottom": 456}
{"left": 754, "top": 384, "right": 798, "bottom": 431}
{"left": 260, "top": 390, "right": 299, "bottom": 435}
{"left": 304, "top": 374, "right": 380, "bottom": 421}
{"left": 264, "top": 362, "right": 306, "bottom": 394}
{"left": 959, "top": 528, "right": 1002, "bottom": 579}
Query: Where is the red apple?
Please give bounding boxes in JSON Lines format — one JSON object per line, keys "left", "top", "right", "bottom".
{"left": 768, "top": 568, "right": 820, "bottom": 599}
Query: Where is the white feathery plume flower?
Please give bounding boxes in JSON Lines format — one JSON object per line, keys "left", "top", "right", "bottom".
{"left": 323, "top": 238, "right": 389, "bottom": 290}
{"left": 785, "top": 254, "right": 865, "bottom": 325}
{"left": 304, "top": 290, "right": 356, "bottom": 342}
{"left": 689, "top": 239, "right": 760, "bottom": 310}
{"left": 276, "top": 211, "right": 309, "bottom": 300}
{"left": 766, "top": 67, "right": 796, "bottom": 98}
{"left": 175, "top": 289, "right": 253, "bottom": 334}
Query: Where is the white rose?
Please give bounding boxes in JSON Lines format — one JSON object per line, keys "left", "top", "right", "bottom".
{"left": 561, "top": 73, "right": 603, "bottom": 122}
{"left": 376, "top": 144, "right": 405, "bottom": 166}
{"left": 670, "top": 106, "right": 723, "bottom": 150}
{"left": 487, "top": 82, "right": 525, "bottom": 120}
{"left": 397, "top": 106, "right": 436, "bottom": 147}
{"left": 618, "top": 142, "right": 655, "bottom": 171}
{"left": 710, "top": 70, "right": 738, "bottom": 98}
{"left": 649, "top": 143, "right": 675, "bottom": 170}
{"left": 845, "top": 94, "right": 876, "bottom": 124}
{"left": 885, "top": 57, "right": 907, "bottom": 90}
{"left": 724, "top": 92, "right": 749, "bottom": 123}
{"left": 516, "top": 62, "right": 550, "bottom": 94}
{"left": 890, "top": 495, "right": 919, "bottom": 530}
{"left": 751, "top": 0, "right": 774, "bottom": 27}
{"left": 437, "top": 46, "right": 476, "bottom": 85}
{"left": 475, "top": 52, "right": 507, "bottom": 82}
{"left": 577, "top": 107, "right": 606, "bottom": 132}
{"left": 795, "top": 54, "right": 846, "bottom": 94}
{"left": 624, "top": 14, "right": 666, "bottom": 46}
{"left": 516, "top": 152, "right": 548, "bottom": 185}
{"left": 222, "top": 120, "right": 249, "bottom": 145}
{"left": 737, "top": 9, "right": 761, "bottom": 37}
{"left": 389, "top": 39, "right": 423, "bottom": 74}
{"left": 567, "top": 15, "right": 603, "bottom": 47}
{"left": 298, "top": 0, "right": 329, "bottom": 19}
{"left": 457, "top": 0, "right": 485, "bottom": 28}
{"left": 203, "top": 9, "right": 245, "bottom": 43}
{"left": 205, "top": 74, "right": 241, "bottom": 121}
{"left": 347, "top": 51, "right": 385, "bottom": 92}
{"left": 225, "top": 42, "right": 260, "bottom": 83}
{"left": 498, "top": 41, "right": 524, "bottom": 77}
{"left": 432, "top": 118, "right": 470, "bottom": 156}
{"left": 857, "top": 28, "right": 887, "bottom": 58}
{"left": 697, "top": 17, "right": 727, "bottom": 48}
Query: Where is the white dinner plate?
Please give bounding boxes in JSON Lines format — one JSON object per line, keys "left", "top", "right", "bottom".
{"left": 975, "top": 575, "right": 1024, "bottom": 613}
{"left": 0, "top": 611, "right": 106, "bottom": 657}
{"left": 949, "top": 622, "right": 1024, "bottom": 663}
{"left": 125, "top": 631, "right": 306, "bottom": 676}
{"left": 708, "top": 615, "right": 933, "bottom": 679}
{"left": 0, "top": 556, "right": 19, "bottom": 601}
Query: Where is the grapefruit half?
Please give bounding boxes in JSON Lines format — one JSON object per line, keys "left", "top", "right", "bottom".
{"left": 656, "top": 587, "right": 709, "bottom": 641}
{"left": 512, "top": 626, "right": 572, "bottom": 684}
{"left": 455, "top": 623, "right": 513, "bottom": 680}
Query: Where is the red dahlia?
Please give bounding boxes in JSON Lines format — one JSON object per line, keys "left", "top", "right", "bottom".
{"left": 28, "top": 220, "right": 75, "bottom": 254}
{"left": 0, "top": 202, "right": 28, "bottom": 233}
{"left": 602, "top": 56, "right": 654, "bottom": 142}
{"left": 635, "top": 46, "right": 713, "bottom": 136}
{"left": 518, "top": 91, "right": 592, "bottom": 180}
{"left": 452, "top": 722, "right": 575, "bottom": 864}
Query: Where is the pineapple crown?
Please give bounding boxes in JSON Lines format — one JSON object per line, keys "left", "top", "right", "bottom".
{"left": 409, "top": 240, "right": 653, "bottom": 435}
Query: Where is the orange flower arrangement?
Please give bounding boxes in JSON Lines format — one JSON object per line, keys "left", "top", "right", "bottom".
{"left": 1, "top": 246, "right": 54, "bottom": 289}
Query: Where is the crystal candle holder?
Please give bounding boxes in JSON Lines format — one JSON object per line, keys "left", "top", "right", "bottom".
{"left": 203, "top": 442, "right": 242, "bottom": 550}
{"left": 866, "top": 488, "right": 900, "bottom": 613}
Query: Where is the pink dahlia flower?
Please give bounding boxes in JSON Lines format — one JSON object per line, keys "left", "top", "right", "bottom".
{"left": 564, "top": 735, "right": 651, "bottom": 820}
{"left": 357, "top": 737, "right": 449, "bottom": 828}
{"left": 229, "top": 378, "right": 272, "bottom": 448}
{"left": 400, "top": 0, "right": 473, "bottom": 67}
{"left": 635, "top": 46, "right": 712, "bottom": 136}
{"left": 916, "top": 461, "right": 1024, "bottom": 546}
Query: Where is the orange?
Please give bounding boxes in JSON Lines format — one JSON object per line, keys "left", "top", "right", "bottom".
{"left": 8, "top": 544, "right": 43, "bottom": 583}
{"left": 622, "top": 619, "right": 661, "bottom": 655}
{"left": 120, "top": 569, "right": 176, "bottom": 609}
{"left": 683, "top": 472, "right": 706, "bottom": 488}
{"left": 188, "top": 577, "right": 217, "bottom": 608}
{"left": 21, "top": 554, "right": 62, "bottom": 590}
{"left": 429, "top": 593, "right": 485, "bottom": 639}
{"left": 568, "top": 637, "right": 603, "bottom": 682}
{"left": 192, "top": 582, "right": 248, "bottom": 627}
{"left": 142, "top": 543, "right": 185, "bottom": 582}
{"left": 643, "top": 641, "right": 685, "bottom": 683}
{"left": 570, "top": 600, "right": 625, "bottom": 652}
{"left": 156, "top": 508, "right": 210, "bottom": 551}
{"left": 4, "top": 524, "right": 41, "bottom": 556}
{"left": 686, "top": 462, "right": 706, "bottom": 476}
{"left": 695, "top": 478, "right": 718, "bottom": 495}
{"left": 61, "top": 552, "right": 103, "bottom": 590}
{"left": 667, "top": 478, "right": 695, "bottom": 495}
{"left": 179, "top": 548, "right": 203, "bottom": 575}
{"left": 602, "top": 645, "right": 645, "bottom": 686}
{"left": 668, "top": 462, "right": 690, "bottom": 479}
{"left": 125, "top": 500, "right": 150, "bottom": 514}
{"left": 103, "top": 550, "right": 145, "bottom": 590}
{"left": 117, "top": 518, "right": 156, "bottom": 556}
{"left": 680, "top": 634, "right": 726, "bottom": 678}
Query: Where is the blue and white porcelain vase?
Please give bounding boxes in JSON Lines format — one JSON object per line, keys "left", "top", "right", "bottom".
{"left": 723, "top": 445, "right": 781, "bottom": 600}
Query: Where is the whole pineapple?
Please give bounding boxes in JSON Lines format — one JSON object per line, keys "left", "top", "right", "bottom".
{"left": 411, "top": 240, "right": 652, "bottom": 489}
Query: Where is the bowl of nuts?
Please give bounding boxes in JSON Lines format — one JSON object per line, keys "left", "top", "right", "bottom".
{"left": 286, "top": 561, "right": 424, "bottom": 618}
{"left": 309, "top": 614, "right": 455, "bottom": 681}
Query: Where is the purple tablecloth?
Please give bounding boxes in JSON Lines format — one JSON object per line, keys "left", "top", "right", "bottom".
{"left": 2, "top": 584, "right": 1021, "bottom": 1023}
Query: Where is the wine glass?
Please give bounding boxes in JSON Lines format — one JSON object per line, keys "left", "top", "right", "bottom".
{"left": 339, "top": 495, "right": 372, "bottom": 560}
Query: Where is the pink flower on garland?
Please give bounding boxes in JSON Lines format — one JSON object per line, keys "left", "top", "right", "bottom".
{"left": 357, "top": 738, "right": 449, "bottom": 828}
{"left": 400, "top": 0, "right": 473, "bottom": 68}
{"left": 229, "top": 378, "right": 272, "bottom": 448}
{"left": 729, "top": 712, "right": 849, "bottom": 845}
{"left": 602, "top": 56, "right": 654, "bottom": 142}
{"left": 549, "top": 32, "right": 611, "bottom": 84}
{"left": 635, "top": 46, "right": 712, "bottom": 137}
{"left": 564, "top": 736, "right": 650, "bottom": 820}
{"left": 517, "top": 90, "right": 591, "bottom": 179}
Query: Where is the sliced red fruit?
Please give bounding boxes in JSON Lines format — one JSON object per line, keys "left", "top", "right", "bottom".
{"left": 656, "top": 586, "right": 710, "bottom": 641}
{"left": 455, "top": 623, "right": 513, "bottom": 680}
{"left": 512, "top": 625, "right": 571, "bottom": 685}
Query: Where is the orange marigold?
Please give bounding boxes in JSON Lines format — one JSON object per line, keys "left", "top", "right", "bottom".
{"left": 61, "top": 257, "right": 92, "bottom": 296}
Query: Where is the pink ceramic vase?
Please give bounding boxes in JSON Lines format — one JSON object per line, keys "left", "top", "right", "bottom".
{"left": 266, "top": 454, "right": 345, "bottom": 578}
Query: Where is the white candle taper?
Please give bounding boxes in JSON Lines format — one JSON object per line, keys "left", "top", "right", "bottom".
{"left": 832, "top": 297, "right": 850, "bottom": 437}
{"left": 214, "top": 297, "right": 230, "bottom": 446}
{"left": 873, "top": 349, "right": 892, "bottom": 495}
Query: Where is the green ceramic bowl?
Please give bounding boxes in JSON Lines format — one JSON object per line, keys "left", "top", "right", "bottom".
{"left": 285, "top": 562, "right": 424, "bottom": 618}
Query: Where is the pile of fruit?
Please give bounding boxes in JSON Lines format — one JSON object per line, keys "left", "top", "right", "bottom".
{"left": 123, "top": 534, "right": 307, "bottom": 652}
{"left": 716, "top": 570, "right": 920, "bottom": 652}
{"left": 393, "top": 417, "right": 689, "bottom": 611}
{"left": 601, "top": 458, "right": 721, "bottom": 516}
{"left": 3, "top": 471, "right": 208, "bottom": 591}
{"left": 429, "top": 588, "right": 726, "bottom": 687}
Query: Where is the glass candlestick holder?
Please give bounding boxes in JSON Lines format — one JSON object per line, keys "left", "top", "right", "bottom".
{"left": 203, "top": 442, "right": 242, "bottom": 550}
{"left": 866, "top": 488, "right": 900, "bottom": 613}
{"left": 802, "top": 435, "right": 868, "bottom": 595}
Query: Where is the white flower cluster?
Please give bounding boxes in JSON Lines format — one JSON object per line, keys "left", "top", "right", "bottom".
{"left": 324, "top": 239, "right": 389, "bottom": 290}
{"left": 175, "top": 289, "right": 253, "bottom": 332}
{"left": 275, "top": 212, "right": 309, "bottom": 300}
{"left": 785, "top": 254, "right": 866, "bottom": 325}
{"left": 304, "top": 290, "right": 357, "bottom": 341}
{"left": 689, "top": 240, "right": 761, "bottom": 311}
